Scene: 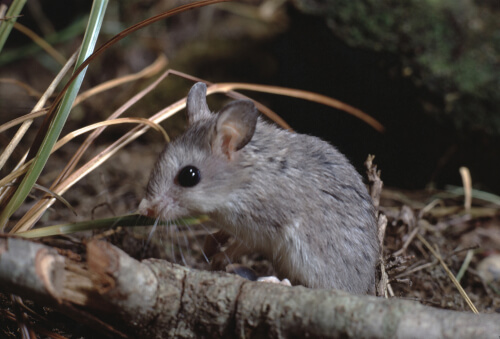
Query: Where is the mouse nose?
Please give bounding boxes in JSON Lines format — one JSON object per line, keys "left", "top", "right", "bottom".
{"left": 138, "top": 199, "right": 158, "bottom": 218}
{"left": 144, "top": 207, "right": 157, "bottom": 218}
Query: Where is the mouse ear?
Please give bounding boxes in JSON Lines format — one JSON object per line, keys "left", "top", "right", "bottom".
{"left": 213, "top": 100, "right": 258, "bottom": 159}
{"left": 187, "top": 82, "right": 211, "bottom": 124}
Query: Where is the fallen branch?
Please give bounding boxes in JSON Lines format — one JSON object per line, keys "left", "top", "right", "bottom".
{"left": 0, "top": 236, "right": 498, "bottom": 338}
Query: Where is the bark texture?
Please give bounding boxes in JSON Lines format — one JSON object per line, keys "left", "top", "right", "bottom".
{"left": 0, "top": 236, "right": 499, "bottom": 338}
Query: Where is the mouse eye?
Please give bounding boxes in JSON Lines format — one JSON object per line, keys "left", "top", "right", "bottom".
{"left": 177, "top": 165, "right": 201, "bottom": 187}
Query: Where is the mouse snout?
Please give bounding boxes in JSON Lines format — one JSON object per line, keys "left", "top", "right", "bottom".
{"left": 138, "top": 198, "right": 159, "bottom": 218}
{"left": 143, "top": 207, "right": 158, "bottom": 218}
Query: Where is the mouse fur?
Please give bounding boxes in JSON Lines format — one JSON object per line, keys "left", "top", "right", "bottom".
{"left": 139, "top": 82, "right": 379, "bottom": 294}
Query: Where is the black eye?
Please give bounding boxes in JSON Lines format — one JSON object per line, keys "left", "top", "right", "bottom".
{"left": 177, "top": 165, "right": 201, "bottom": 187}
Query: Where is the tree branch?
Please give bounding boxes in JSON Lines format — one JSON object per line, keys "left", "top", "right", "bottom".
{"left": 0, "top": 236, "right": 498, "bottom": 338}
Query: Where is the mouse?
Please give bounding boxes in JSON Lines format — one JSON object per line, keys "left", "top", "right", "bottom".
{"left": 138, "top": 82, "right": 379, "bottom": 294}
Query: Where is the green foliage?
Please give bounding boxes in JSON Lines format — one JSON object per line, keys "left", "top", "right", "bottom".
{"left": 293, "top": 0, "right": 500, "bottom": 134}
{"left": 0, "top": 0, "right": 109, "bottom": 229}
{"left": 0, "top": 0, "right": 27, "bottom": 54}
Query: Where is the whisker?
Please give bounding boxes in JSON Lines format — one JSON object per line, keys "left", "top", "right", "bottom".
{"left": 169, "top": 221, "right": 177, "bottom": 264}
{"left": 157, "top": 220, "right": 165, "bottom": 248}
{"left": 181, "top": 219, "right": 209, "bottom": 263}
{"left": 146, "top": 217, "right": 160, "bottom": 246}
{"left": 196, "top": 222, "right": 234, "bottom": 267}
{"left": 180, "top": 224, "right": 191, "bottom": 251}
{"left": 173, "top": 222, "right": 188, "bottom": 266}
{"left": 141, "top": 217, "right": 160, "bottom": 259}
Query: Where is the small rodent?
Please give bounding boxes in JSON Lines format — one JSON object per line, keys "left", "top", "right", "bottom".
{"left": 138, "top": 82, "right": 379, "bottom": 294}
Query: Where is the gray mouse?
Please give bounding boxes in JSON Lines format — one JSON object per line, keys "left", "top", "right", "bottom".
{"left": 138, "top": 82, "right": 379, "bottom": 294}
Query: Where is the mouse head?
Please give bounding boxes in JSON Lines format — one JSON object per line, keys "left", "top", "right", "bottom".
{"left": 138, "top": 82, "right": 259, "bottom": 221}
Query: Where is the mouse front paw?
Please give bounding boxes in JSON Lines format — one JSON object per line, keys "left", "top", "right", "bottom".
{"left": 257, "top": 276, "right": 292, "bottom": 286}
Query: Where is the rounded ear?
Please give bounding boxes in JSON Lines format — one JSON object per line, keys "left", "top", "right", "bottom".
{"left": 186, "top": 82, "right": 211, "bottom": 124}
{"left": 213, "top": 100, "right": 258, "bottom": 159}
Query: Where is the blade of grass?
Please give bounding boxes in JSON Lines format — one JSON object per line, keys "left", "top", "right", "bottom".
{"left": 459, "top": 166, "right": 472, "bottom": 213}
{"left": 53, "top": 57, "right": 170, "bottom": 189}
{"left": 0, "top": 0, "right": 27, "bottom": 54}
{"left": 72, "top": 54, "right": 168, "bottom": 106}
{"left": 416, "top": 233, "right": 478, "bottom": 314}
{"left": 3, "top": 183, "right": 77, "bottom": 216}
{"left": 0, "top": 53, "right": 77, "bottom": 171}
{"left": 0, "top": 54, "right": 166, "bottom": 135}
{"left": 3, "top": 0, "right": 228, "bottom": 232}
{"left": 441, "top": 186, "right": 500, "bottom": 206}
{"left": 16, "top": 214, "right": 210, "bottom": 238}
{"left": 0, "top": 15, "right": 87, "bottom": 66}
{"left": 162, "top": 72, "right": 383, "bottom": 131}
{"left": 13, "top": 22, "right": 66, "bottom": 65}
{"left": 56, "top": 117, "right": 170, "bottom": 143}
{"left": 0, "top": 108, "right": 48, "bottom": 134}
{"left": 164, "top": 70, "right": 291, "bottom": 129}
{"left": 0, "top": 0, "right": 109, "bottom": 230}
{"left": 0, "top": 52, "right": 77, "bottom": 222}
{"left": 32, "top": 0, "right": 229, "bottom": 139}
{"left": 0, "top": 117, "right": 169, "bottom": 204}
{"left": 208, "top": 83, "right": 385, "bottom": 132}
{"left": 0, "top": 78, "right": 42, "bottom": 97}
{"left": 9, "top": 67, "right": 176, "bottom": 232}
{"left": 11, "top": 76, "right": 376, "bottom": 231}
{"left": 10, "top": 96, "right": 187, "bottom": 232}
{"left": 0, "top": 66, "right": 174, "bottom": 209}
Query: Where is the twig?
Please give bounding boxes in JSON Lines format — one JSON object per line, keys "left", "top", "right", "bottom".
{"left": 395, "top": 260, "right": 437, "bottom": 279}
{"left": 416, "top": 233, "right": 478, "bottom": 314}
{"left": 364, "top": 154, "right": 383, "bottom": 209}
{"left": 459, "top": 167, "right": 472, "bottom": 213}
{"left": 1, "top": 237, "right": 498, "bottom": 338}
{"left": 393, "top": 226, "right": 420, "bottom": 257}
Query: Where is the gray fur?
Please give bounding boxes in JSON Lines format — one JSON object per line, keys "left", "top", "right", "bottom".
{"left": 139, "top": 83, "right": 379, "bottom": 294}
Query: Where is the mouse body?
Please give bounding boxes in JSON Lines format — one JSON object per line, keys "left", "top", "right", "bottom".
{"left": 139, "top": 82, "right": 379, "bottom": 294}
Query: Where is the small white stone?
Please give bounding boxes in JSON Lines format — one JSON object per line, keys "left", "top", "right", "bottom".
{"left": 477, "top": 254, "right": 500, "bottom": 286}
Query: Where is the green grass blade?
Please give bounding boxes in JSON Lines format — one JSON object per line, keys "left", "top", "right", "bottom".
{"left": 17, "top": 215, "right": 210, "bottom": 238}
{"left": 0, "top": 0, "right": 27, "bottom": 54}
{"left": 0, "top": 0, "right": 109, "bottom": 230}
